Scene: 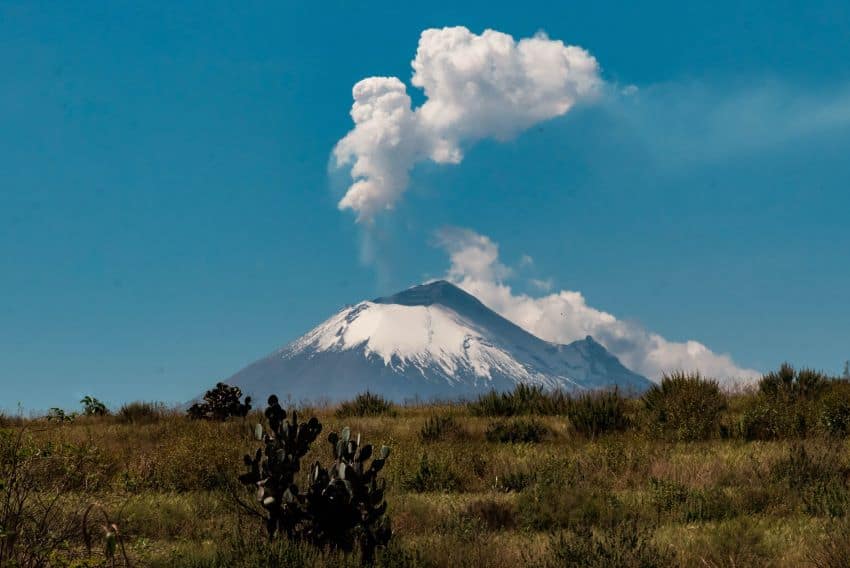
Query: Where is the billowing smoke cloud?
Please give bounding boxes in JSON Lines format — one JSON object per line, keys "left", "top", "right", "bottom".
{"left": 333, "top": 27, "right": 602, "bottom": 221}
{"left": 435, "top": 227, "right": 762, "bottom": 384}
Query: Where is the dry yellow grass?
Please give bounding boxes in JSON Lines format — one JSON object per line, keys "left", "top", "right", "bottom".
{"left": 3, "top": 386, "right": 850, "bottom": 567}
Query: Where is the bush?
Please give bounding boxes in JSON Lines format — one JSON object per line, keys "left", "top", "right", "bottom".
{"left": 0, "top": 412, "right": 26, "bottom": 428}
{"left": 419, "top": 414, "right": 465, "bottom": 442}
{"left": 642, "top": 372, "right": 726, "bottom": 441}
{"left": 566, "top": 389, "right": 630, "bottom": 437}
{"left": 188, "top": 383, "right": 252, "bottom": 421}
{"left": 467, "top": 384, "right": 569, "bottom": 416}
{"left": 485, "top": 418, "right": 548, "bottom": 443}
{"left": 770, "top": 444, "right": 850, "bottom": 516}
{"left": 770, "top": 444, "right": 842, "bottom": 490}
{"left": 738, "top": 365, "right": 833, "bottom": 440}
{"left": 46, "top": 408, "right": 76, "bottom": 423}
{"left": 401, "top": 453, "right": 462, "bottom": 493}
{"left": 461, "top": 499, "right": 516, "bottom": 531}
{"left": 80, "top": 395, "right": 109, "bottom": 417}
{"left": 688, "top": 518, "right": 770, "bottom": 567}
{"left": 495, "top": 469, "right": 534, "bottom": 493}
{"left": 335, "top": 391, "right": 396, "bottom": 418}
{"left": 759, "top": 363, "right": 828, "bottom": 400}
{"left": 821, "top": 382, "right": 850, "bottom": 437}
{"left": 0, "top": 429, "right": 113, "bottom": 566}
{"left": 809, "top": 518, "right": 850, "bottom": 568}
{"left": 543, "top": 520, "right": 674, "bottom": 568}
{"left": 739, "top": 398, "right": 795, "bottom": 440}
{"left": 649, "top": 477, "right": 734, "bottom": 523}
{"left": 116, "top": 401, "right": 166, "bottom": 424}
{"left": 518, "top": 463, "right": 624, "bottom": 531}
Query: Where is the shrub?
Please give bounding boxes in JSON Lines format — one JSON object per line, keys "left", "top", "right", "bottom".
{"left": 188, "top": 383, "right": 252, "bottom": 421}
{"left": 335, "top": 391, "right": 396, "bottom": 418}
{"left": 543, "top": 520, "right": 674, "bottom": 568}
{"left": 648, "top": 477, "right": 689, "bottom": 513}
{"left": 805, "top": 480, "right": 850, "bottom": 517}
{"left": 759, "top": 363, "right": 828, "bottom": 400}
{"left": 770, "top": 444, "right": 850, "bottom": 516}
{"left": 461, "top": 499, "right": 516, "bottom": 531}
{"left": 770, "top": 444, "right": 845, "bottom": 489}
{"left": 821, "top": 382, "right": 850, "bottom": 437}
{"left": 0, "top": 412, "right": 27, "bottom": 428}
{"left": 566, "top": 389, "right": 630, "bottom": 437}
{"left": 485, "top": 418, "right": 548, "bottom": 443}
{"left": 649, "top": 477, "right": 734, "bottom": 523}
{"left": 401, "top": 453, "right": 462, "bottom": 493}
{"left": 418, "top": 414, "right": 464, "bottom": 442}
{"left": 518, "top": 469, "right": 624, "bottom": 531}
{"left": 80, "top": 395, "right": 109, "bottom": 417}
{"left": 238, "top": 394, "right": 392, "bottom": 564}
{"left": 467, "top": 384, "right": 569, "bottom": 416}
{"left": 731, "top": 485, "right": 775, "bottom": 516}
{"left": 642, "top": 372, "right": 726, "bottom": 441}
{"left": 688, "top": 518, "right": 770, "bottom": 567}
{"left": 0, "top": 429, "right": 114, "bottom": 566}
{"left": 809, "top": 518, "right": 850, "bottom": 568}
{"left": 741, "top": 402, "right": 816, "bottom": 441}
{"left": 739, "top": 399, "right": 793, "bottom": 440}
{"left": 495, "top": 469, "right": 534, "bottom": 493}
{"left": 116, "top": 401, "right": 166, "bottom": 424}
{"left": 738, "top": 365, "right": 832, "bottom": 440}
{"left": 46, "top": 408, "right": 76, "bottom": 423}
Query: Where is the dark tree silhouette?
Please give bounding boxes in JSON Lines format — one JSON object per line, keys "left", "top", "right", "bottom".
{"left": 187, "top": 382, "right": 251, "bottom": 421}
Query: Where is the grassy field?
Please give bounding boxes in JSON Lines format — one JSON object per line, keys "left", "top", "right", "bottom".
{"left": 4, "top": 368, "right": 850, "bottom": 567}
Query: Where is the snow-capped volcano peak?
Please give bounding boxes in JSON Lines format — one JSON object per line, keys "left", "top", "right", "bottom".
{"left": 374, "top": 279, "right": 487, "bottom": 309}
{"left": 223, "top": 281, "right": 651, "bottom": 402}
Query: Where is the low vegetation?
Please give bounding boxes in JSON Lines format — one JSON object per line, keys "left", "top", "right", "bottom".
{"left": 335, "top": 391, "right": 397, "bottom": 418}
{"left": 642, "top": 371, "right": 726, "bottom": 441}
{"left": 3, "top": 366, "right": 850, "bottom": 566}
{"left": 485, "top": 418, "right": 549, "bottom": 443}
{"left": 419, "top": 414, "right": 465, "bottom": 442}
{"left": 467, "top": 384, "right": 569, "bottom": 416}
{"left": 566, "top": 388, "right": 630, "bottom": 437}
{"left": 117, "top": 401, "right": 167, "bottom": 424}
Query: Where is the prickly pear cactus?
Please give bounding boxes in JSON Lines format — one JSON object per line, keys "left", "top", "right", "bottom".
{"left": 302, "top": 427, "right": 392, "bottom": 562}
{"left": 239, "top": 394, "right": 323, "bottom": 537}
{"left": 237, "top": 394, "right": 392, "bottom": 563}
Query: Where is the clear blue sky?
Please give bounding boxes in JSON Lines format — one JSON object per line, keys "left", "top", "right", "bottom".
{"left": 2, "top": 1, "right": 849, "bottom": 411}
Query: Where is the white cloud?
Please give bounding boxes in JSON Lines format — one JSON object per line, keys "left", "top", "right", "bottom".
{"left": 607, "top": 80, "right": 850, "bottom": 174}
{"left": 434, "top": 226, "right": 512, "bottom": 283}
{"left": 436, "top": 227, "right": 761, "bottom": 384}
{"left": 333, "top": 26, "right": 602, "bottom": 221}
{"left": 529, "top": 278, "right": 554, "bottom": 292}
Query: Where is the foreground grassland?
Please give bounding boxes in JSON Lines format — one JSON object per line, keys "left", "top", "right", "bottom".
{"left": 5, "top": 370, "right": 850, "bottom": 567}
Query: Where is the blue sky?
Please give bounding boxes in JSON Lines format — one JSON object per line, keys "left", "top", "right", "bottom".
{"left": 2, "top": 1, "right": 849, "bottom": 411}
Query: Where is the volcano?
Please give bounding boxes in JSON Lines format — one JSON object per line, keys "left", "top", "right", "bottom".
{"left": 221, "top": 280, "right": 652, "bottom": 402}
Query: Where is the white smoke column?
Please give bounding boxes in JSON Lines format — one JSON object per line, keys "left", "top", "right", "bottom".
{"left": 333, "top": 27, "right": 602, "bottom": 221}
{"left": 435, "top": 227, "right": 762, "bottom": 384}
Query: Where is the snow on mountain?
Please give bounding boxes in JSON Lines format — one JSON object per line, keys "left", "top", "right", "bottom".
{"left": 221, "top": 280, "right": 652, "bottom": 403}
